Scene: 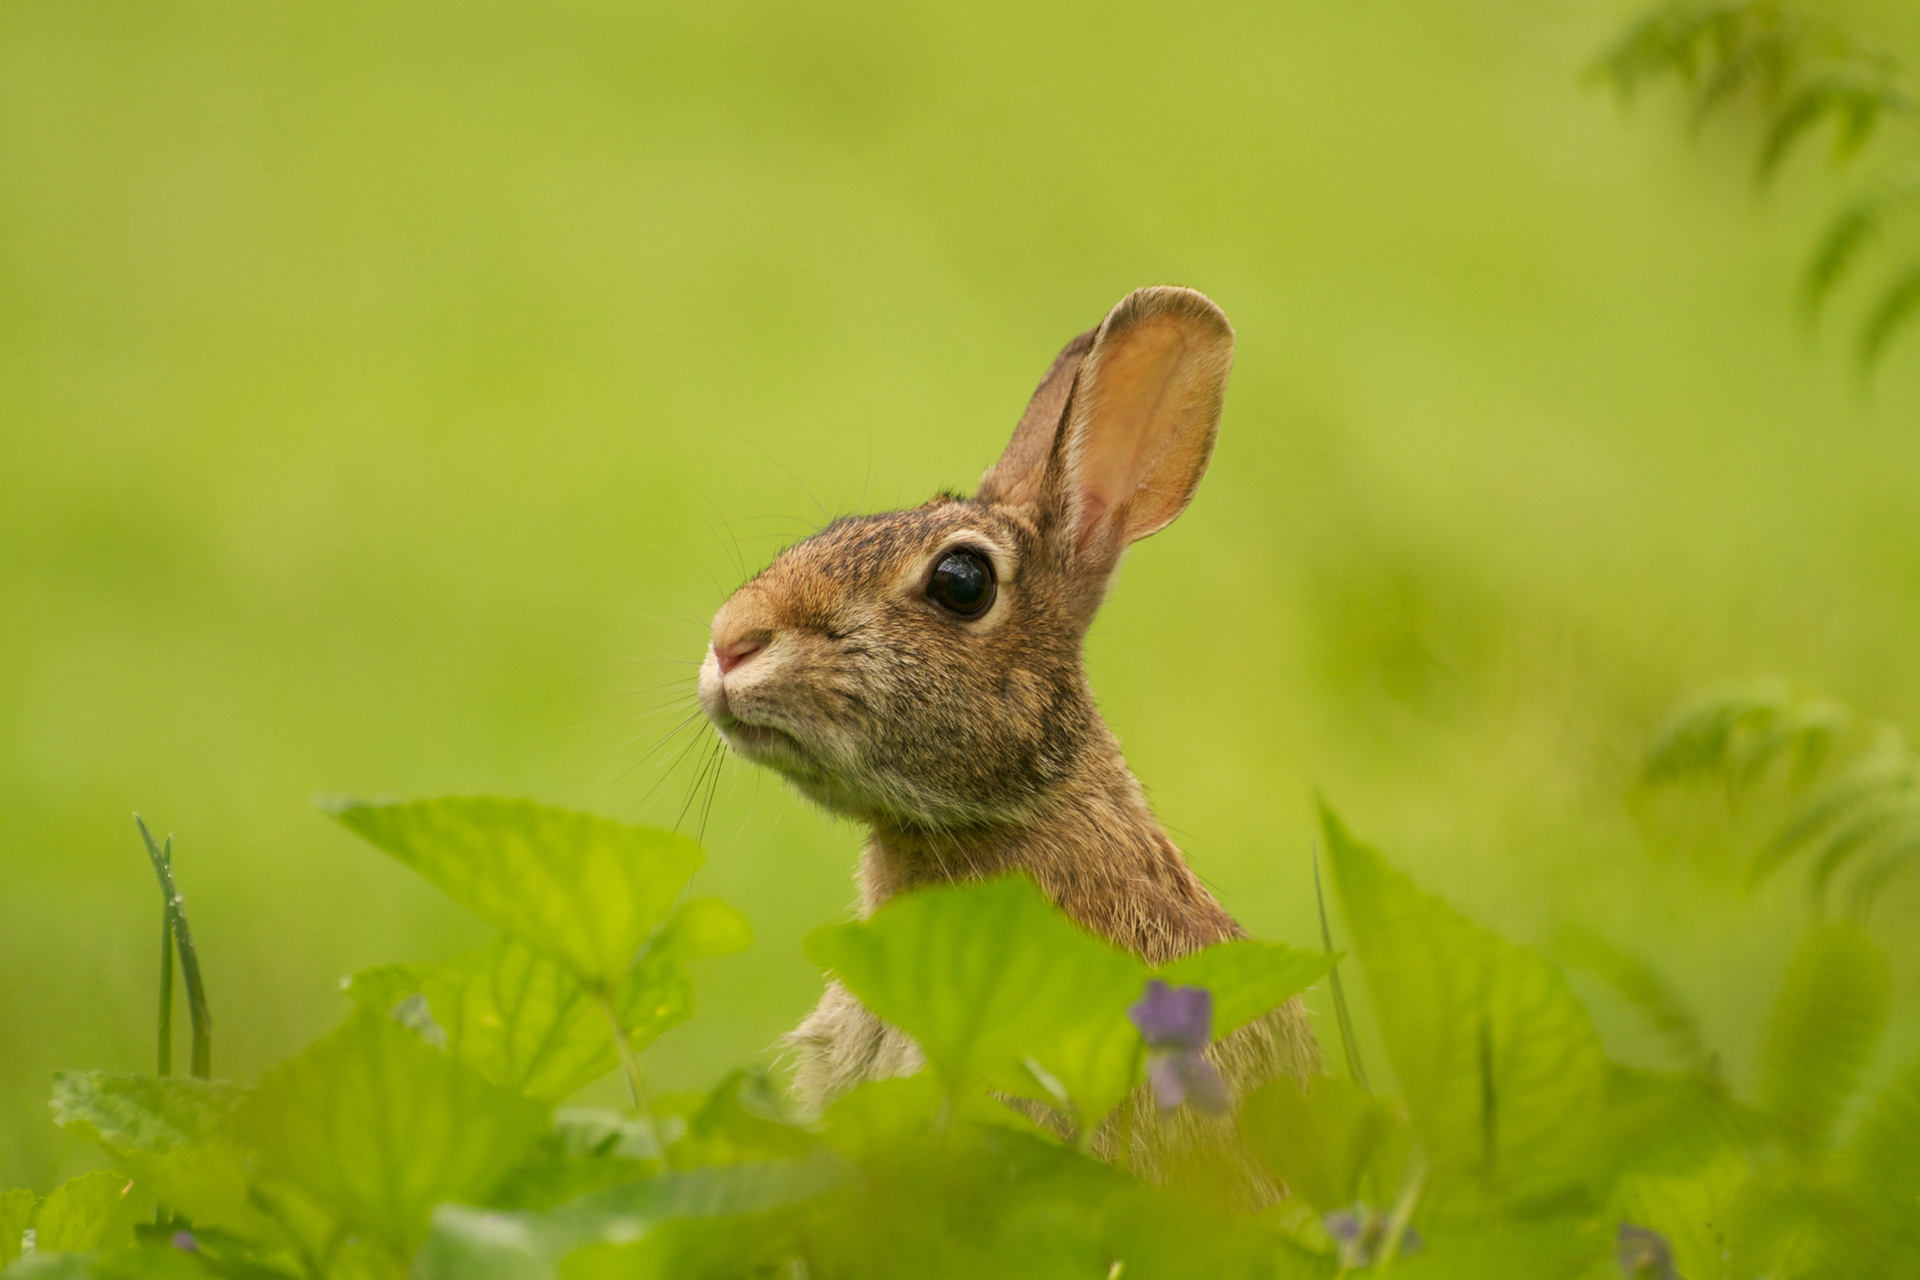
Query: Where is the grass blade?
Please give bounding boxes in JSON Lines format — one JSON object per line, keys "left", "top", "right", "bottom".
{"left": 137, "top": 815, "right": 211, "bottom": 1079}
{"left": 1315, "top": 844, "right": 1371, "bottom": 1091}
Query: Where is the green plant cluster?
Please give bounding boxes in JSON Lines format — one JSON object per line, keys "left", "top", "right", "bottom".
{"left": 3, "top": 797, "right": 1916, "bottom": 1278}
{"left": 1601, "top": 0, "right": 1920, "bottom": 369}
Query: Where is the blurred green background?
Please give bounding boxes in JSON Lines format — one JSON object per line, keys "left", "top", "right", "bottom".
{"left": 6, "top": 0, "right": 1920, "bottom": 1190}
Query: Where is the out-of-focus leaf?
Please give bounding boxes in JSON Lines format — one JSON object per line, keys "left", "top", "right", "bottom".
{"left": 346, "top": 939, "right": 692, "bottom": 1102}
{"left": 1614, "top": 1152, "right": 1749, "bottom": 1280}
{"left": 485, "top": 1112, "right": 671, "bottom": 1214}
{"left": 1241, "top": 1075, "right": 1396, "bottom": 1211}
{"left": 32, "top": 1171, "right": 132, "bottom": 1254}
{"left": 1601, "top": 1067, "right": 1750, "bottom": 1179}
{"left": 1557, "top": 928, "right": 1716, "bottom": 1077}
{"left": 0, "top": 1190, "right": 34, "bottom": 1268}
{"left": 1156, "top": 941, "right": 1337, "bottom": 1039}
{"left": 0, "top": 1254, "right": 97, "bottom": 1279}
{"left": 50, "top": 1074, "right": 245, "bottom": 1157}
{"left": 1845, "top": 1054, "right": 1920, "bottom": 1235}
{"left": 414, "top": 1154, "right": 846, "bottom": 1280}
{"left": 238, "top": 1008, "right": 547, "bottom": 1254}
{"left": 805, "top": 877, "right": 1147, "bottom": 1113}
{"left": 49, "top": 1073, "right": 273, "bottom": 1243}
{"left": 1322, "top": 804, "right": 1612, "bottom": 1206}
{"left": 1758, "top": 922, "right": 1888, "bottom": 1152}
{"left": 644, "top": 899, "right": 751, "bottom": 965}
{"left": 322, "top": 797, "right": 703, "bottom": 987}
{"left": 668, "top": 1071, "right": 817, "bottom": 1170}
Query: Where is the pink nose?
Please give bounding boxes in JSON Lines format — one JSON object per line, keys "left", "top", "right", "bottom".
{"left": 715, "top": 636, "right": 766, "bottom": 676}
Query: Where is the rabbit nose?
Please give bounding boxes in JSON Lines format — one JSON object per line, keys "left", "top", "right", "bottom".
{"left": 715, "top": 634, "right": 768, "bottom": 676}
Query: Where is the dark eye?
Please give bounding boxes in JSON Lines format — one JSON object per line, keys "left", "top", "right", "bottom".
{"left": 927, "top": 548, "right": 996, "bottom": 617}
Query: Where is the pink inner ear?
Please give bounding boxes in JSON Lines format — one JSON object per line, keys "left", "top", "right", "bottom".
{"left": 1074, "top": 320, "right": 1191, "bottom": 551}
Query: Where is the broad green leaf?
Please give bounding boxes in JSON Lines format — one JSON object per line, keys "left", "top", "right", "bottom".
{"left": 324, "top": 797, "right": 703, "bottom": 987}
{"left": 645, "top": 899, "right": 752, "bottom": 965}
{"left": 415, "top": 1154, "right": 847, "bottom": 1280}
{"left": 1613, "top": 1152, "right": 1750, "bottom": 1280}
{"left": 1241, "top": 1075, "right": 1396, "bottom": 1211}
{"left": 48, "top": 1074, "right": 270, "bottom": 1242}
{"left": 0, "top": 1190, "right": 32, "bottom": 1268}
{"left": 33, "top": 1171, "right": 131, "bottom": 1253}
{"left": 347, "top": 939, "right": 693, "bottom": 1102}
{"left": 1759, "top": 922, "right": 1888, "bottom": 1152}
{"left": 50, "top": 1074, "right": 245, "bottom": 1157}
{"left": 804, "top": 877, "right": 1147, "bottom": 1106}
{"left": 239, "top": 1008, "right": 548, "bottom": 1253}
{"left": 1157, "top": 940, "right": 1338, "bottom": 1038}
{"left": 1321, "top": 804, "right": 1611, "bottom": 1205}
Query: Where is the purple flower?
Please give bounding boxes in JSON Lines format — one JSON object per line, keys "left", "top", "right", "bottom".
{"left": 170, "top": 1230, "right": 199, "bottom": 1253}
{"left": 1128, "top": 980, "right": 1229, "bottom": 1115}
{"left": 1323, "top": 1206, "right": 1424, "bottom": 1266}
{"left": 1617, "top": 1223, "right": 1676, "bottom": 1280}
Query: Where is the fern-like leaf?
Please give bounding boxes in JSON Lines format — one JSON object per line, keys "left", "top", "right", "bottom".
{"left": 1757, "top": 923, "right": 1889, "bottom": 1154}
{"left": 1857, "top": 258, "right": 1920, "bottom": 369}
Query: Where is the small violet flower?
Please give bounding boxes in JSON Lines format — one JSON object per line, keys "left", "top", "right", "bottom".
{"left": 1617, "top": 1223, "right": 1677, "bottom": 1280}
{"left": 1323, "top": 1205, "right": 1423, "bottom": 1267}
{"left": 170, "top": 1230, "right": 199, "bottom": 1253}
{"left": 1127, "top": 980, "right": 1230, "bottom": 1116}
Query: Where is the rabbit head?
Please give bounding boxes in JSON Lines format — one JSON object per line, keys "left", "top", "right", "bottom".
{"left": 697, "top": 286, "right": 1233, "bottom": 832}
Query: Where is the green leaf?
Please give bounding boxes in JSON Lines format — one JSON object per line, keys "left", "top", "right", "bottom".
{"left": 415, "top": 1155, "right": 846, "bottom": 1280}
{"left": 1156, "top": 940, "right": 1337, "bottom": 1039}
{"left": 324, "top": 797, "right": 703, "bottom": 988}
{"left": 804, "top": 877, "right": 1147, "bottom": 1110}
{"left": 1846, "top": 1054, "right": 1920, "bottom": 1242}
{"left": 1240, "top": 1074, "right": 1397, "bottom": 1211}
{"left": 48, "top": 1074, "right": 272, "bottom": 1244}
{"left": 0, "top": 1255, "right": 97, "bottom": 1279}
{"left": 1321, "top": 803, "right": 1612, "bottom": 1205}
{"left": 1760, "top": 922, "right": 1889, "bottom": 1152}
{"left": 0, "top": 1190, "right": 33, "bottom": 1268}
{"left": 33, "top": 1171, "right": 132, "bottom": 1254}
{"left": 645, "top": 899, "right": 752, "bottom": 965}
{"left": 238, "top": 1008, "right": 548, "bottom": 1254}
{"left": 347, "top": 938, "right": 694, "bottom": 1102}
{"left": 51, "top": 1073, "right": 245, "bottom": 1157}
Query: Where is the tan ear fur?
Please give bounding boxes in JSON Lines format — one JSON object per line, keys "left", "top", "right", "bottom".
{"left": 1062, "top": 287, "right": 1233, "bottom": 556}
{"left": 976, "top": 328, "right": 1096, "bottom": 510}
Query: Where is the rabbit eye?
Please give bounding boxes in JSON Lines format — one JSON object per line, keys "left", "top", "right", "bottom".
{"left": 928, "top": 548, "right": 995, "bottom": 617}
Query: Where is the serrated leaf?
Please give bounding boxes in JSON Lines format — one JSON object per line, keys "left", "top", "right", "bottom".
{"left": 0, "top": 1190, "right": 36, "bottom": 1267}
{"left": 348, "top": 939, "right": 693, "bottom": 1102}
{"left": 33, "top": 1171, "right": 132, "bottom": 1253}
{"left": 804, "top": 877, "right": 1148, "bottom": 1113}
{"left": 1759, "top": 922, "right": 1888, "bottom": 1152}
{"left": 414, "top": 1154, "right": 846, "bottom": 1280}
{"left": 1321, "top": 804, "right": 1612, "bottom": 1205}
{"left": 1241, "top": 1075, "right": 1395, "bottom": 1211}
{"left": 239, "top": 1008, "right": 548, "bottom": 1254}
{"left": 1157, "top": 940, "right": 1337, "bottom": 1039}
{"left": 324, "top": 797, "right": 703, "bottom": 988}
{"left": 50, "top": 1074, "right": 245, "bottom": 1156}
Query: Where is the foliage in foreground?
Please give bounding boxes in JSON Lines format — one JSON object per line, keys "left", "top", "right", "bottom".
{"left": 3, "top": 793, "right": 1916, "bottom": 1278}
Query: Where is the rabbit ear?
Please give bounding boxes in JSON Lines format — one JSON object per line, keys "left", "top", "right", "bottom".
{"left": 1054, "top": 286, "right": 1233, "bottom": 561}
{"left": 976, "top": 327, "right": 1096, "bottom": 510}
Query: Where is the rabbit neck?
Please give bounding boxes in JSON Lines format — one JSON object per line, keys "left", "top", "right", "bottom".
{"left": 856, "top": 726, "right": 1240, "bottom": 964}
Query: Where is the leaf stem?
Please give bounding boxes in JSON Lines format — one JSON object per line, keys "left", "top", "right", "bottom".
{"left": 596, "top": 991, "right": 661, "bottom": 1154}
{"left": 157, "top": 834, "right": 174, "bottom": 1078}
{"left": 138, "top": 816, "right": 211, "bottom": 1078}
{"left": 1375, "top": 1145, "right": 1426, "bottom": 1271}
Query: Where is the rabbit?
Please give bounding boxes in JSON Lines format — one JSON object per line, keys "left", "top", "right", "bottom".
{"left": 696, "top": 286, "right": 1318, "bottom": 1192}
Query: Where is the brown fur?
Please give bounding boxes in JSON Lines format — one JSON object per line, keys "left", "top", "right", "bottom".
{"left": 696, "top": 287, "right": 1318, "bottom": 1193}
